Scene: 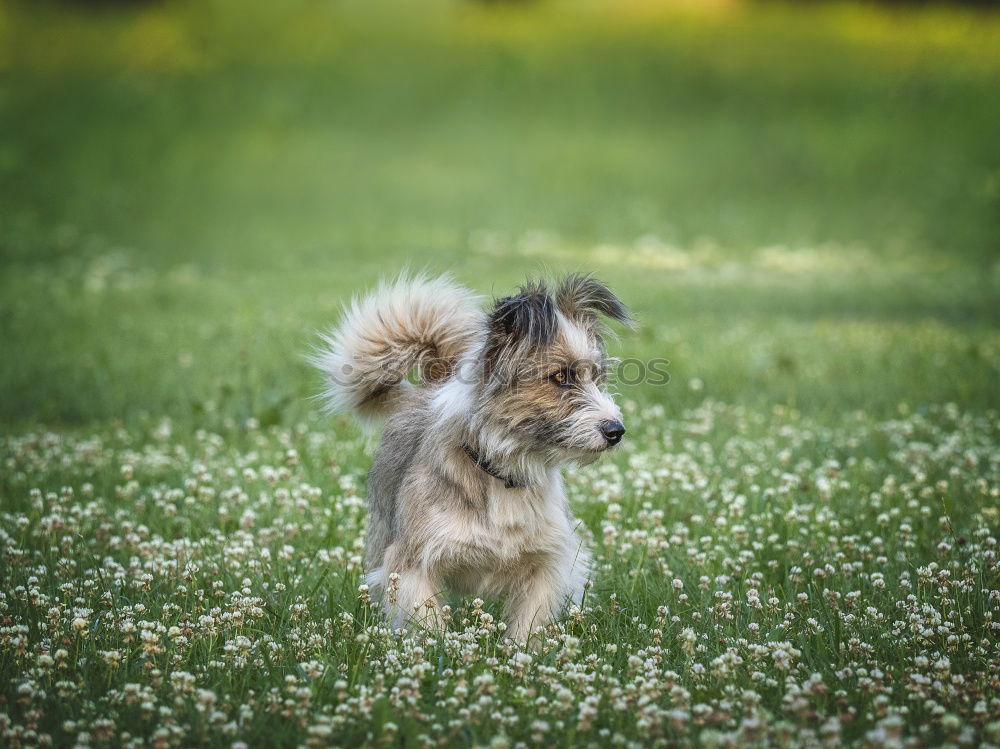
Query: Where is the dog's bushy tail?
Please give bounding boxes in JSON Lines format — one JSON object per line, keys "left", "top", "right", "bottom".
{"left": 313, "top": 274, "right": 482, "bottom": 423}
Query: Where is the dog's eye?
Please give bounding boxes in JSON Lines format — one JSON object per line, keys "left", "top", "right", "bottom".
{"left": 550, "top": 370, "right": 571, "bottom": 387}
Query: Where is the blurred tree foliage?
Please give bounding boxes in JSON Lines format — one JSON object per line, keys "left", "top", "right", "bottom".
{"left": 56, "top": 0, "right": 164, "bottom": 5}
{"left": 758, "top": 0, "right": 999, "bottom": 6}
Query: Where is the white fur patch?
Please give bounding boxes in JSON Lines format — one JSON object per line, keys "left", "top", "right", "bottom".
{"left": 556, "top": 311, "right": 596, "bottom": 364}
{"left": 430, "top": 376, "right": 475, "bottom": 426}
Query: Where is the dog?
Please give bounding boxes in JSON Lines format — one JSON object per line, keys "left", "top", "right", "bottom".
{"left": 314, "top": 273, "right": 631, "bottom": 641}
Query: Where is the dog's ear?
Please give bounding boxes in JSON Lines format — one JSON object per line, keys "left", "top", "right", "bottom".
{"left": 489, "top": 282, "right": 558, "bottom": 346}
{"left": 483, "top": 281, "right": 557, "bottom": 383}
{"left": 556, "top": 273, "right": 633, "bottom": 329}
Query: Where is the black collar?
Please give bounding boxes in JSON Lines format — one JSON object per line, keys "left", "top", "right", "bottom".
{"left": 462, "top": 443, "right": 525, "bottom": 489}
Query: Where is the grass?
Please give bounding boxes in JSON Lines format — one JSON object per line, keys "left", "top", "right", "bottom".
{"left": 1, "top": 0, "right": 998, "bottom": 745}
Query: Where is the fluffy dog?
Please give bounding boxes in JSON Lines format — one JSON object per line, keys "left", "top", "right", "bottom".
{"left": 315, "top": 274, "right": 631, "bottom": 641}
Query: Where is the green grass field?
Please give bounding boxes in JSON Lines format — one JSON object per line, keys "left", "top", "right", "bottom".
{"left": 2, "top": 0, "right": 999, "bottom": 745}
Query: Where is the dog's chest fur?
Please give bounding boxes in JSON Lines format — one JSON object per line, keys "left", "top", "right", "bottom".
{"left": 428, "top": 473, "right": 572, "bottom": 592}
{"left": 482, "top": 477, "right": 568, "bottom": 557}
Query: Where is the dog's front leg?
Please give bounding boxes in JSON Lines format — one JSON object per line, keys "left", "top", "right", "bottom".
{"left": 504, "top": 544, "right": 591, "bottom": 643}
{"left": 380, "top": 554, "right": 446, "bottom": 635}
{"left": 504, "top": 565, "right": 564, "bottom": 644}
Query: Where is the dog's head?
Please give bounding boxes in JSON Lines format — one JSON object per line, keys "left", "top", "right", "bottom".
{"left": 473, "top": 275, "right": 632, "bottom": 460}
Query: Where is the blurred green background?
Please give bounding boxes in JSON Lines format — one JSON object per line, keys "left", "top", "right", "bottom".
{"left": 1, "top": 0, "right": 998, "bottom": 431}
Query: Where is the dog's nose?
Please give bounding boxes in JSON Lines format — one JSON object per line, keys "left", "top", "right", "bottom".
{"left": 600, "top": 420, "right": 625, "bottom": 446}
